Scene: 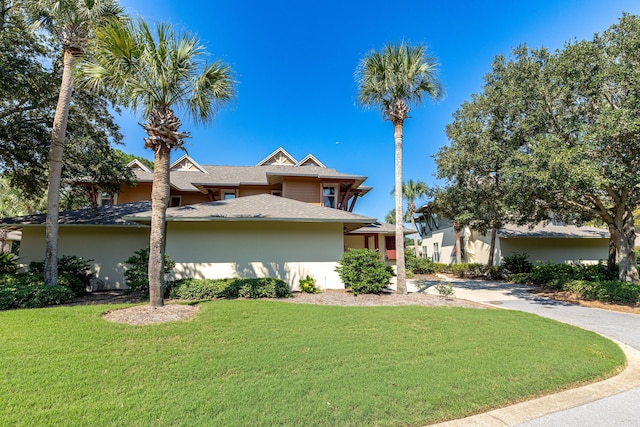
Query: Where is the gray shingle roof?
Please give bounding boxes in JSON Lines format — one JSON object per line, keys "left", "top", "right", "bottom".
{"left": 133, "top": 164, "right": 368, "bottom": 192}
{"left": 0, "top": 202, "right": 151, "bottom": 227}
{"left": 349, "top": 222, "right": 416, "bottom": 235}
{"left": 497, "top": 223, "right": 609, "bottom": 239}
{"left": 124, "top": 194, "right": 375, "bottom": 232}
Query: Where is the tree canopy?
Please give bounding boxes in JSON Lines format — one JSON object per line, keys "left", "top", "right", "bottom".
{"left": 434, "top": 14, "right": 640, "bottom": 281}
{"left": 0, "top": 1, "right": 132, "bottom": 210}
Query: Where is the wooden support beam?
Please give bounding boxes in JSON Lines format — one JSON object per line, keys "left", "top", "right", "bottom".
{"left": 338, "top": 183, "right": 352, "bottom": 210}
{"left": 348, "top": 194, "right": 359, "bottom": 212}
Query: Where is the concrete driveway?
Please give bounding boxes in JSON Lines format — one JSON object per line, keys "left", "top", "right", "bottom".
{"left": 412, "top": 277, "right": 640, "bottom": 426}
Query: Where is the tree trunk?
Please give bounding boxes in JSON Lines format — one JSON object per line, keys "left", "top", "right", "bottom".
{"left": 148, "top": 144, "right": 171, "bottom": 307}
{"left": 394, "top": 121, "right": 406, "bottom": 294}
{"left": 607, "top": 223, "right": 616, "bottom": 273}
{"left": 44, "top": 50, "right": 77, "bottom": 286}
{"left": 610, "top": 204, "right": 639, "bottom": 282}
{"left": 454, "top": 225, "right": 462, "bottom": 264}
{"left": 487, "top": 228, "right": 497, "bottom": 267}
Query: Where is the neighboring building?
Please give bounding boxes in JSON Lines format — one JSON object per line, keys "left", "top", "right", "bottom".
{"left": 415, "top": 207, "right": 609, "bottom": 265}
{"left": 1, "top": 148, "right": 410, "bottom": 290}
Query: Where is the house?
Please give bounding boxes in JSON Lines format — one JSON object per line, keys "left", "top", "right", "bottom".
{"left": 1, "top": 148, "right": 409, "bottom": 290}
{"left": 415, "top": 207, "right": 609, "bottom": 265}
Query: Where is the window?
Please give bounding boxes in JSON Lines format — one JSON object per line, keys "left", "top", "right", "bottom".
{"left": 223, "top": 191, "right": 236, "bottom": 200}
{"left": 98, "top": 192, "right": 115, "bottom": 207}
{"left": 170, "top": 196, "right": 181, "bottom": 207}
{"left": 422, "top": 245, "right": 429, "bottom": 259}
{"left": 323, "top": 185, "right": 337, "bottom": 208}
{"left": 432, "top": 242, "right": 440, "bottom": 262}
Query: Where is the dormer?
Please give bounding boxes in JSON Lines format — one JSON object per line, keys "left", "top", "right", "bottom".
{"left": 295, "top": 154, "right": 326, "bottom": 168}
{"left": 170, "top": 154, "right": 208, "bottom": 173}
{"left": 126, "top": 159, "right": 152, "bottom": 173}
{"left": 256, "top": 147, "right": 297, "bottom": 166}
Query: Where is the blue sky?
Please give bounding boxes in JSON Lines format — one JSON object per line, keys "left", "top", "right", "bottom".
{"left": 115, "top": 0, "right": 640, "bottom": 223}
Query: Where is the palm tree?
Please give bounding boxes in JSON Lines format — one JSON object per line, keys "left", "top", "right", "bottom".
{"left": 80, "top": 18, "right": 234, "bottom": 307}
{"left": 392, "top": 180, "right": 429, "bottom": 256}
{"left": 26, "top": 0, "right": 122, "bottom": 285}
{"left": 356, "top": 42, "right": 442, "bottom": 294}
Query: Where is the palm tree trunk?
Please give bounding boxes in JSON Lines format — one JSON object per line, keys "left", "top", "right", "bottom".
{"left": 394, "top": 121, "right": 406, "bottom": 294}
{"left": 148, "top": 144, "right": 171, "bottom": 307}
{"left": 44, "top": 49, "right": 77, "bottom": 286}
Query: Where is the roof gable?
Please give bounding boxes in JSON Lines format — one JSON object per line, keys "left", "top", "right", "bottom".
{"left": 126, "top": 159, "right": 152, "bottom": 173}
{"left": 295, "top": 154, "right": 326, "bottom": 168}
{"left": 256, "top": 147, "right": 297, "bottom": 166}
{"left": 170, "top": 154, "right": 208, "bottom": 173}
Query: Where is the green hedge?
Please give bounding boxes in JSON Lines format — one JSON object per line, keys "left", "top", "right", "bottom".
{"left": 564, "top": 280, "right": 640, "bottom": 304}
{"left": 170, "top": 278, "right": 291, "bottom": 300}
{"left": 508, "top": 262, "right": 616, "bottom": 290}
{"left": 0, "top": 273, "right": 75, "bottom": 310}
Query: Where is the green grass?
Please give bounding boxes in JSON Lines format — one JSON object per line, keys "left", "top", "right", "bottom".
{"left": 0, "top": 301, "right": 625, "bottom": 426}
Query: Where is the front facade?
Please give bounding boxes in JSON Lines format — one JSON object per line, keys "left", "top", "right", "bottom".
{"left": 2, "top": 148, "right": 404, "bottom": 290}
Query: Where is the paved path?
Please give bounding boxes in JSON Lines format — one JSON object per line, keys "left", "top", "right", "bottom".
{"left": 410, "top": 277, "right": 640, "bottom": 426}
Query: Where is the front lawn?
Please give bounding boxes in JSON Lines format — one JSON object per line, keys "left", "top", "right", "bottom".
{"left": 0, "top": 301, "right": 624, "bottom": 426}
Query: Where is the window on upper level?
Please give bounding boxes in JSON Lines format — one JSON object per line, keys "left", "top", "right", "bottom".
{"left": 223, "top": 191, "right": 236, "bottom": 200}
{"left": 323, "top": 185, "right": 337, "bottom": 208}
{"left": 98, "top": 192, "right": 116, "bottom": 207}
{"left": 170, "top": 196, "right": 181, "bottom": 207}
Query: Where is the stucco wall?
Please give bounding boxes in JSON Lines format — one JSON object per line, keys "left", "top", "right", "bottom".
{"left": 421, "top": 227, "right": 457, "bottom": 264}
{"left": 19, "top": 226, "right": 149, "bottom": 290}
{"left": 166, "top": 221, "right": 345, "bottom": 290}
{"left": 499, "top": 237, "right": 608, "bottom": 264}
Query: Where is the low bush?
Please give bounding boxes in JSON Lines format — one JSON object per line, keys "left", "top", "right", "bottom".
{"left": 527, "top": 263, "right": 577, "bottom": 290}
{"left": 123, "top": 248, "right": 176, "bottom": 296}
{"left": 170, "top": 277, "right": 291, "bottom": 300}
{"left": 0, "top": 252, "right": 18, "bottom": 274}
{"left": 450, "top": 263, "right": 486, "bottom": 278}
{"left": 29, "top": 255, "right": 94, "bottom": 295}
{"left": 299, "top": 275, "right": 318, "bottom": 294}
{"left": 0, "top": 273, "right": 74, "bottom": 310}
{"left": 335, "top": 249, "right": 393, "bottom": 295}
{"left": 405, "top": 256, "right": 435, "bottom": 274}
{"left": 433, "top": 281, "right": 455, "bottom": 297}
{"left": 564, "top": 279, "right": 640, "bottom": 304}
{"left": 488, "top": 265, "right": 505, "bottom": 280}
{"left": 431, "top": 263, "right": 449, "bottom": 273}
{"left": 501, "top": 253, "right": 533, "bottom": 274}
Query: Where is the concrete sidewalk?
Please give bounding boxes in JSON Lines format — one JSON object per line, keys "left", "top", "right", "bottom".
{"left": 411, "top": 277, "right": 640, "bottom": 426}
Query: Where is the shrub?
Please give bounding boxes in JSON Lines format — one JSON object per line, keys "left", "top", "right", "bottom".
{"left": 528, "top": 263, "right": 578, "bottom": 290}
{"left": 433, "top": 281, "right": 455, "bottom": 297}
{"left": 508, "top": 272, "right": 533, "bottom": 284}
{"left": 431, "top": 263, "right": 450, "bottom": 273}
{"left": 564, "top": 279, "right": 640, "bottom": 303}
{"left": 29, "top": 255, "right": 94, "bottom": 295}
{"left": 488, "top": 265, "right": 504, "bottom": 280}
{"left": 123, "top": 248, "right": 176, "bottom": 296}
{"left": 170, "top": 277, "right": 291, "bottom": 300}
{"left": 335, "top": 249, "right": 393, "bottom": 295}
{"left": 0, "top": 252, "right": 18, "bottom": 274}
{"left": 501, "top": 253, "right": 533, "bottom": 274}
{"left": 405, "top": 255, "right": 435, "bottom": 274}
{"left": 299, "top": 275, "right": 318, "bottom": 293}
{"left": 0, "top": 273, "right": 74, "bottom": 310}
{"left": 450, "top": 263, "right": 486, "bottom": 278}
